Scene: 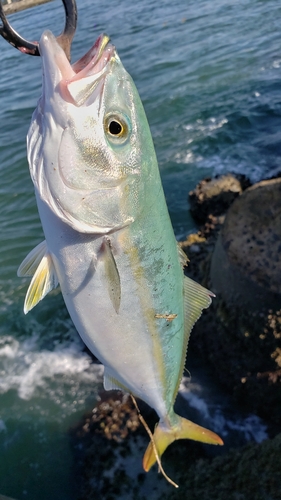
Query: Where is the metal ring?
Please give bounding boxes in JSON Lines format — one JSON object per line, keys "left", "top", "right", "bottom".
{"left": 0, "top": 0, "right": 77, "bottom": 60}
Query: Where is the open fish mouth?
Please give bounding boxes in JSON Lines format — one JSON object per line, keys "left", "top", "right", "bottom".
{"left": 40, "top": 30, "right": 115, "bottom": 106}
{"left": 0, "top": 0, "right": 115, "bottom": 106}
{"left": 72, "top": 34, "right": 113, "bottom": 78}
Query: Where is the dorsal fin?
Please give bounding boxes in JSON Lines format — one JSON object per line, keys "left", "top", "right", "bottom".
{"left": 183, "top": 276, "right": 214, "bottom": 344}
{"left": 173, "top": 276, "right": 214, "bottom": 401}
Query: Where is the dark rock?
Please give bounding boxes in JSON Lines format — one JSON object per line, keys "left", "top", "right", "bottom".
{"left": 165, "top": 433, "right": 281, "bottom": 500}
{"left": 71, "top": 391, "right": 167, "bottom": 500}
{"left": 191, "top": 298, "right": 281, "bottom": 425}
{"left": 181, "top": 176, "right": 281, "bottom": 426}
{"left": 189, "top": 174, "right": 247, "bottom": 223}
{"left": 71, "top": 390, "right": 222, "bottom": 499}
{"left": 74, "top": 388, "right": 281, "bottom": 499}
{"left": 211, "top": 178, "right": 281, "bottom": 311}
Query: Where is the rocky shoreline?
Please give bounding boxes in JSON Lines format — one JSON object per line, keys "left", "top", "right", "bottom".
{"left": 71, "top": 173, "right": 281, "bottom": 499}
{"left": 183, "top": 173, "right": 281, "bottom": 428}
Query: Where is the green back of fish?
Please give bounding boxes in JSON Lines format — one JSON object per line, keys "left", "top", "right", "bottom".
{"left": 116, "top": 75, "right": 186, "bottom": 412}
{"left": 118, "top": 74, "right": 212, "bottom": 415}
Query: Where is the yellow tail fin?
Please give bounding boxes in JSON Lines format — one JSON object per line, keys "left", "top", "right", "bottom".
{"left": 143, "top": 415, "right": 223, "bottom": 472}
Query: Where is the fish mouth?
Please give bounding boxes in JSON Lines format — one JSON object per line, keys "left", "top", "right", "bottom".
{"left": 71, "top": 34, "right": 113, "bottom": 79}
{"left": 40, "top": 31, "right": 115, "bottom": 106}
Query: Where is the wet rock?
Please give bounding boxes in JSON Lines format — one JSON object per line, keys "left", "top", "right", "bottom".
{"left": 165, "top": 433, "right": 281, "bottom": 500}
{"left": 190, "top": 297, "right": 281, "bottom": 425}
{"left": 211, "top": 178, "right": 281, "bottom": 311}
{"left": 71, "top": 390, "right": 219, "bottom": 499}
{"left": 71, "top": 391, "right": 167, "bottom": 500}
{"left": 188, "top": 174, "right": 249, "bottom": 223}
{"left": 180, "top": 214, "right": 224, "bottom": 287}
{"left": 181, "top": 176, "right": 281, "bottom": 426}
{"left": 73, "top": 388, "right": 281, "bottom": 499}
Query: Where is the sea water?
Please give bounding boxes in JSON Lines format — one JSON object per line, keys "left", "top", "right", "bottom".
{"left": 0, "top": 0, "right": 280, "bottom": 498}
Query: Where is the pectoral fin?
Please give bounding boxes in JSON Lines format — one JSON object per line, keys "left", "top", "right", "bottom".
{"left": 17, "top": 240, "right": 48, "bottom": 277}
{"left": 18, "top": 242, "right": 59, "bottom": 314}
{"left": 100, "top": 237, "right": 121, "bottom": 314}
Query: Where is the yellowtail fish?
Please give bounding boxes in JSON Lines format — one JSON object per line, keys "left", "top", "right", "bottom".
{"left": 18, "top": 30, "right": 223, "bottom": 475}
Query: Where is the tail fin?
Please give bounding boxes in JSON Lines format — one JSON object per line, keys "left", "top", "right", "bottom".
{"left": 143, "top": 415, "right": 223, "bottom": 472}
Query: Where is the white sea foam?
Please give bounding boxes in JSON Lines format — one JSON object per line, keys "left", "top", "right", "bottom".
{"left": 175, "top": 138, "right": 280, "bottom": 182}
{"left": 194, "top": 153, "right": 273, "bottom": 183}
{"left": 174, "top": 150, "right": 203, "bottom": 164}
{"left": 180, "top": 378, "right": 268, "bottom": 444}
{"left": 184, "top": 117, "right": 228, "bottom": 136}
{"left": 174, "top": 116, "right": 228, "bottom": 165}
{"left": 272, "top": 59, "right": 281, "bottom": 69}
{"left": 0, "top": 332, "right": 104, "bottom": 403}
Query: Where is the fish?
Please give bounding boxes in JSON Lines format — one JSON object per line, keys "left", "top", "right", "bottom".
{"left": 18, "top": 29, "right": 223, "bottom": 473}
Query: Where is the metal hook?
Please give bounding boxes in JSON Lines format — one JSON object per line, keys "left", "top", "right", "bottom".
{"left": 0, "top": 0, "right": 77, "bottom": 61}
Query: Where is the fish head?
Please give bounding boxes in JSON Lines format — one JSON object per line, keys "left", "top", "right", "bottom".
{"left": 29, "top": 30, "right": 157, "bottom": 234}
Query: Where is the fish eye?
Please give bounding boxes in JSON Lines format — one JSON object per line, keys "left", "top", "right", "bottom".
{"left": 104, "top": 113, "right": 130, "bottom": 143}
{"left": 109, "top": 120, "right": 122, "bottom": 135}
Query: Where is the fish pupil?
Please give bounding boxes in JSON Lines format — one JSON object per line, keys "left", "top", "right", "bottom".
{"left": 109, "top": 120, "right": 122, "bottom": 135}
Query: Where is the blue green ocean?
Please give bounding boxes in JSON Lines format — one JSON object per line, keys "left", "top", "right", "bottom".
{"left": 0, "top": 0, "right": 280, "bottom": 497}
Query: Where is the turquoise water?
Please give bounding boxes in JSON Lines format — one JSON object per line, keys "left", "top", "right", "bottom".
{"left": 0, "top": 0, "right": 280, "bottom": 498}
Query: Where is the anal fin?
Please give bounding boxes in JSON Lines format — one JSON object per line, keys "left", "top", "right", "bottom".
{"left": 103, "top": 368, "right": 129, "bottom": 393}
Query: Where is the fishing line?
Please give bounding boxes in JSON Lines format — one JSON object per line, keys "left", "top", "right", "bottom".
{"left": 130, "top": 394, "right": 179, "bottom": 489}
{"left": 184, "top": 367, "right": 192, "bottom": 380}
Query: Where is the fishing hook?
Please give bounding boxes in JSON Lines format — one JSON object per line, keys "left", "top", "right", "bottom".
{"left": 0, "top": 0, "right": 77, "bottom": 61}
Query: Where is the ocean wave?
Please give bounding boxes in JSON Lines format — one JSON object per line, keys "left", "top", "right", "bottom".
{"left": 0, "top": 331, "right": 103, "bottom": 406}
